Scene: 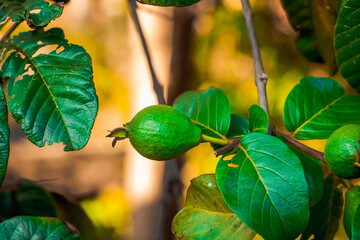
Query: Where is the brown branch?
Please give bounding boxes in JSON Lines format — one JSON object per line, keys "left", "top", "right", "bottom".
{"left": 0, "top": 21, "right": 22, "bottom": 43}
{"left": 127, "top": 0, "right": 166, "bottom": 104}
{"left": 215, "top": 139, "right": 241, "bottom": 157}
{"left": 240, "top": 0, "right": 269, "bottom": 115}
{"left": 274, "top": 130, "right": 326, "bottom": 163}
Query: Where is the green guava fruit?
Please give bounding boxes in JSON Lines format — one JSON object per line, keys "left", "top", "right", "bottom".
{"left": 344, "top": 186, "right": 360, "bottom": 239}
{"left": 324, "top": 124, "right": 360, "bottom": 179}
{"left": 108, "top": 105, "right": 202, "bottom": 160}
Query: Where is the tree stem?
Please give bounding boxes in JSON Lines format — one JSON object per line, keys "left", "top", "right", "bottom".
{"left": 127, "top": 0, "right": 166, "bottom": 104}
{"left": 201, "top": 134, "right": 229, "bottom": 146}
{"left": 240, "top": 0, "right": 269, "bottom": 115}
{"left": 274, "top": 130, "right": 326, "bottom": 163}
{"left": 0, "top": 21, "right": 22, "bottom": 43}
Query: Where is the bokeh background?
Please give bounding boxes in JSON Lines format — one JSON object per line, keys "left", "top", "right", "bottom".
{"left": 1, "top": 0, "right": 353, "bottom": 239}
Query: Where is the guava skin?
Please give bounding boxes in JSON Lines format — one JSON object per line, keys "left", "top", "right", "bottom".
{"left": 324, "top": 124, "right": 360, "bottom": 179}
{"left": 126, "top": 105, "right": 202, "bottom": 160}
{"left": 344, "top": 186, "right": 360, "bottom": 238}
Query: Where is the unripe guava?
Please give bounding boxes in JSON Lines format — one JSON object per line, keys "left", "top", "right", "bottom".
{"left": 124, "top": 105, "right": 202, "bottom": 160}
{"left": 344, "top": 186, "right": 360, "bottom": 239}
{"left": 324, "top": 124, "right": 360, "bottom": 179}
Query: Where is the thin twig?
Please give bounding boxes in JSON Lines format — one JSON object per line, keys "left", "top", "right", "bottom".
{"left": 240, "top": 0, "right": 269, "bottom": 115}
{"left": 127, "top": 0, "right": 166, "bottom": 104}
{"left": 0, "top": 21, "right": 22, "bottom": 43}
{"left": 215, "top": 139, "right": 241, "bottom": 156}
{"left": 274, "top": 130, "right": 326, "bottom": 163}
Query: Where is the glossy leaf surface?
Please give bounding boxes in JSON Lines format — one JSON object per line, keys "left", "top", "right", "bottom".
{"left": 335, "top": 0, "right": 360, "bottom": 92}
{"left": 226, "top": 114, "right": 250, "bottom": 138}
{"left": 173, "top": 86, "right": 231, "bottom": 140}
{"left": 0, "top": 216, "right": 79, "bottom": 239}
{"left": 216, "top": 133, "right": 309, "bottom": 240}
{"left": 172, "top": 174, "right": 256, "bottom": 240}
{"left": 284, "top": 77, "right": 360, "bottom": 140}
{"left": 300, "top": 174, "right": 343, "bottom": 240}
{"left": 136, "top": 0, "right": 200, "bottom": 7}
{"left": 289, "top": 146, "right": 324, "bottom": 206}
{"left": 0, "top": 87, "right": 9, "bottom": 187}
{"left": 1, "top": 28, "right": 98, "bottom": 151}
{"left": 0, "top": 0, "right": 63, "bottom": 28}
{"left": 344, "top": 186, "right": 360, "bottom": 239}
{"left": 248, "top": 104, "right": 268, "bottom": 134}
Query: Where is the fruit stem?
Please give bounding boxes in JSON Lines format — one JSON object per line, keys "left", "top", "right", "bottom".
{"left": 106, "top": 127, "right": 129, "bottom": 147}
{"left": 201, "top": 134, "right": 229, "bottom": 146}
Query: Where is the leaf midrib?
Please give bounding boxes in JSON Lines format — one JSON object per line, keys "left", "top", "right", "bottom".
{"left": 191, "top": 119, "right": 227, "bottom": 140}
{"left": 11, "top": 45, "right": 72, "bottom": 147}
{"left": 290, "top": 95, "right": 345, "bottom": 137}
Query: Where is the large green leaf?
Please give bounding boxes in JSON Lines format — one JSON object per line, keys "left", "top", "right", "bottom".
{"left": 284, "top": 77, "right": 360, "bottom": 140}
{"left": 0, "top": 0, "right": 63, "bottom": 28}
{"left": 136, "top": 0, "right": 200, "bottom": 7}
{"left": 216, "top": 133, "right": 310, "bottom": 240}
{"left": 300, "top": 174, "right": 343, "bottom": 240}
{"left": 173, "top": 86, "right": 231, "bottom": 140}
{"left": 344, "top": 186, "right": 360, "bottom": 239}
{"left": 0, "top": 87, "right": 9, "bottom": 187}
{"left": 172, "top": 174, "right": 256, "bottom": 240}
{"left": 334, "top": 0, "right": 360, "bottom": 92}
{"left": 1, "top": 28, "right": 98, "bottom": 151}
{"left": 248, "top": 104, "right": 268, "bottom": 134}
{"left": 0, "top": 216, "right": 79, "bottom": 239}
{"left": 289, "top": 146, "right": 324, "bottom": 206}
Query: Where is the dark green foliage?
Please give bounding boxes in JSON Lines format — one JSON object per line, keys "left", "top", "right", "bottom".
{"left": 0, "top": 87, "right": 9, "bottom": 187}
{"left": 248, "top": 104, "right": 268, "bottom": 134}
{"left": 344, "top": 186, "right": 360, "bottom": 239}
{"left": 335, "top": 0, "right": 360, "bottom": 92}
{"left": 1, "top": 28, "right": 98, "bottom": 151}
{"left": 136, "top": 0, "right": 200, "bottom": 7}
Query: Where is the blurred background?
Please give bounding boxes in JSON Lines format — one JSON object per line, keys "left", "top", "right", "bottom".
{"left": 1, "top": 0, "right": 352, "bottom": 239}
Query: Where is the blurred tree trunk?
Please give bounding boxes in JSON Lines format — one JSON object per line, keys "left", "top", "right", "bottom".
{"left": 156, "top": 8, "right": 196, "bottom": 240}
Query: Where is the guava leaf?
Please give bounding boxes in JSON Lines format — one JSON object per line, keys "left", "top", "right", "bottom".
{"left": 0, "top": 216, "right": 79, "bottom": 239}
{"left": 284, "top": 77, "right": 360, "bottom": 140}
{"left": 16, "top": 180, "right": 57, "bottom": 217}
{"left": 248, "top": 104, "right": 268, "bottom": 134}
{"left": 227, "top": 114, "right": 250, "bottom": 138}
{"left": 173, "top": 86, "right": 231, "bottom": 140}
{"left": 289, "top": 146, "right": 324, "bottom": 206}
{"left": 0, "top": 87, "right": 9, "bottom": 187}
{"left": 136, "top": 0, "right": 200, "bottom": 7}
{"left": 172, "top": 174, "right": 256, "bottom": 240}
{"left": 334, "top": 0, "right": 360, "bottom": 92}
{"left": 300, "top": 174, "right": 343, "bottom": 240}
{"left": 344, "top": 186, "right": 360, "bottom": 239}
{"left": 1, "top": 28, "right": 98, "bottom": 151}
{"left": 0, "top": 9, "right": 7, "bottom": 31}
{"left": 0, "top": 0, "right": 63, "bottom": 28}
{"left": 216, "top": 133, "right": 310, "bottom": 240}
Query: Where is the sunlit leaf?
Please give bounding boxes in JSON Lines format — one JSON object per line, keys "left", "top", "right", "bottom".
{"left": 248, "top": 104, "right": 268, "bottom": 134}
{"left": 172, "top": 174, "right": 256, "bottom": 240}
{"left": 289, "top": 146, "right": 324, "bottom": 206}
{"left": 0, "top": 0, "right": 63, "bottom": 28}
{"left": 136, "top": 0, "right": 200, "bottom": 7}
{"left": 216, "top": 133, "right": 309, "bottom": 240}
{"left": 284, "top": 77, "right": 360, "bottom": 140}
{"left": 0, "top": 216, "right": 79, "bottom": 239}
{"left": 344, "top": 186, "right": 360, "bottom": 239}
{"left": 300, "top": 174, "right": 343, "bottom": 240}
{"left": 1, "top": 28, "right": 98, "bottom": 151}
{"left": 0, "top": 87, "right": 9, "bottom": 187}
{"left": 173, "top": 86, "right": 231, "bottom": 140}
{"left": 334, "top": 0, "right": 360, "bottom": 92}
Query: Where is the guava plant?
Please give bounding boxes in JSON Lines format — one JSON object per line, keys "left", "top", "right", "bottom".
{"left": 106, "top": 0, "right": 360, "bottom": 239}
{"left": 0, "top": 0, "right": 98, "bottom": 238}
